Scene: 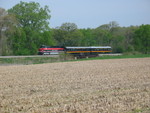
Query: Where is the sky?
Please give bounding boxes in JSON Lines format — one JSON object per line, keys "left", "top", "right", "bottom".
{"left": 0, "top": 0, "right": 150, "bottom": 28}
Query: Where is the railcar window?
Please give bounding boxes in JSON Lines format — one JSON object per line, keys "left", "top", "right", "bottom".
{"left": 86, "top": 49, "right": 90, "bottom": 51}
{"left": 73, "top": 48, "right": 76, "bottom": 50}
{"left": 98, "top": 49, "right": 100, "bottom": 51}
{"left": 70, "top": 49, "right": 76, "bottom": 51}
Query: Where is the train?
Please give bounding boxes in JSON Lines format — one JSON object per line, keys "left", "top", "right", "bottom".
{"left": 38, "top": 45, "right": 112, "bottom": 56}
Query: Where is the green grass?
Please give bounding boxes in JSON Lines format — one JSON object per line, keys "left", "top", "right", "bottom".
{"left": 130, "top": 108, "right": 150, "bottom": 113}
{"left": 0, "top": 54, "right": 150, "bottom": 65}
{"left": 77, "top": 54, "right": 150, "bottom": 61}
{"left": 0, "top": 57, "right": 59, "bottom": 65}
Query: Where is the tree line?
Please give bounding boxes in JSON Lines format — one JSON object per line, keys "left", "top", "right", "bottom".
{"left": 0, "top": 1, "right": 150, "bottom": 55}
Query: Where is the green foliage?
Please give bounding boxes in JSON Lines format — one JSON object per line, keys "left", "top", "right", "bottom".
{"left": 134, "top": 25, "right": 150, "bottom": 54}
{"left": 41, "top": 31, "right": 56, "bottom": 46}
{"left": 79, "top": 28, "right": 96, "bottom": 46}
{"left": 92, "top": 28, "right": 111, "bottom": 46}
{"left": 77, "top": 54, "right": 150, "bottom": 61}
{"left": 8, "top": 1, "right": 50, "bottom": 31}
{"left": 60, "top": 23, "right": 77, "bottom": 32}
{"left": 11, "top": 28, "right": 29, "bottom": 55}
{"left": 0, "top": 57, "right": 58, "bottom": 65}
{"left": 7, "top": 1, "right": 54, "bottom": 55}
{"left": 53, "top": 23, "right": 83, "bottom": 46}
{"left": 52, "top": 22, "right": 149, "bottom": 54}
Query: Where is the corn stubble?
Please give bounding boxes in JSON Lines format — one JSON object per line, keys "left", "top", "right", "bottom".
{"left": 0, "top": 58, "right": 150, "bottom": 113}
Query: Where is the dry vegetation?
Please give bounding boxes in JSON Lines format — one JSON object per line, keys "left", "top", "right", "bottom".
{"left": 0, "top": 58, "right": 150, "bottom": 113}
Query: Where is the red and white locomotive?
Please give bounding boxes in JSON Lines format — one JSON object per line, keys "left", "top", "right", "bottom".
{"left": 38, "top": 45, "right": 65, "bottom": 55}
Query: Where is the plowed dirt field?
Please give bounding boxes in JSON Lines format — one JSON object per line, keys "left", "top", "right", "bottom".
{"left": 0, "top": 58, "right": 150, "bottom": 113}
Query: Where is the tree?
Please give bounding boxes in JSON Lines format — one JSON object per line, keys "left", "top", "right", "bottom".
{"left": 134, "top": 24, "right": 150, "bottom": 54}
{"left": 8, "top": 1, "right": 53, "bottom": 55}
{"left": 60, "top": 23, "right": 77, "bottom": 32}
{"left": 11, "top": 28, "right": 29, "bottom": 55}
{"left": 41, "top": 31, "right": 55, "bottom": 46}
{"left": 79, "top": 28, "right": 96, "bottom": 46}
{"left": 93, "top": 28, "right": 111, "bottom": 46}
{"left": 53, "top": 23, "right": 83, "bottom": 46}
{"left": 0, "top": 8, "right": 17, "bottom": 55}
{"left": 98, "top": 21, "right": 119, "bottom": 31}
{"left": 122, "top": 26, "right": 138, "bottom": 52}
{"left": 8, "top": 1, "right": 50, "bottom": 32}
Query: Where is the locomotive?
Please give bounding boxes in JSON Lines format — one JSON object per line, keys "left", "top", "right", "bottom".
{"left": 38, "top": 45, "right": 65, "bottom": 55}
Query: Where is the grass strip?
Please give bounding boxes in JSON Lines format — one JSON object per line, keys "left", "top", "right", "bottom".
{"left": 0, "top": 54, "right": 150, "bottom": 65}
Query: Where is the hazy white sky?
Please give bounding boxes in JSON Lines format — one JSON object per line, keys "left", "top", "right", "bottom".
{"left": 0, "top": 0, "right": 150, "bottom": 28}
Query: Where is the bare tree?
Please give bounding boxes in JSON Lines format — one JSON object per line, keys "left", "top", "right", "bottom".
{"left": 0, "top": 8, "right": 17, "bottom": 55}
